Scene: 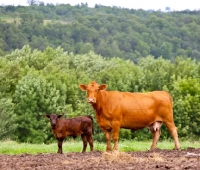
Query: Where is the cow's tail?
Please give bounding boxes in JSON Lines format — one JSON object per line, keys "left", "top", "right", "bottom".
{"left": 88, "top": 115, "right": 94, "bottom": 135}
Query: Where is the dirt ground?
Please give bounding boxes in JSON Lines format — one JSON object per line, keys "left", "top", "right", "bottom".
{"left": 0, "top": 147, "right": 200, "bottom": 170}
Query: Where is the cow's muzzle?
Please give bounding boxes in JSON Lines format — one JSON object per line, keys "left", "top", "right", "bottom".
{"left": 87, "top": 98, "right": 96, "bottom": 103}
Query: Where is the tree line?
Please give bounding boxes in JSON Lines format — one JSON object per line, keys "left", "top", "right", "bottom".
{"left": 0, "top": 45, "right": 200, "bottom": 143}
{"left": 0, "top": 4, "right": 200, "bottom": 62}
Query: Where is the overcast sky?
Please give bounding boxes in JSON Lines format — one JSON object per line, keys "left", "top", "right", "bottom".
{"left": 1, "top": 0, "right": 200, "bottom": 11}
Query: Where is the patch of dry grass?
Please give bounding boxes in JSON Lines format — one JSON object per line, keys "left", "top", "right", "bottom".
{"left": 102, "top": 151, "right": 164, "bottom": 164}
{"left": 102, "top": 150, "right": 133, "bottom": 163}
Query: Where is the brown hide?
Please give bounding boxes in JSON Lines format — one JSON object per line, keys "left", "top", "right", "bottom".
{"left": 79, "top": 81, "right": 180, "bottom": 151}
{"left": 46, "top": 114, "right": 94, "bottom": 154}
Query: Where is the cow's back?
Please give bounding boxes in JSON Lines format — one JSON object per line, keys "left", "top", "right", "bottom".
{"left": 60, "top": 116, "right": 93, "bottom": 136}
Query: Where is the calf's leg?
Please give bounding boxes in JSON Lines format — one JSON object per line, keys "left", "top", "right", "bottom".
{"left": 57, "top": 138, "right": 64, "bottom": 154}
{"left": 86, "top": 135, "right": 94, "bottom": 152}
{"left": 81, "top": 134, "right": 87, "bottom": 153}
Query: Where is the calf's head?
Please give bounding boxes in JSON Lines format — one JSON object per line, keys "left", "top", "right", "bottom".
{"left": 79, "top": 81, "right": 107, "bottom": 103}
{"left": 45, "top": 114, "right": 62, "bottom": 129}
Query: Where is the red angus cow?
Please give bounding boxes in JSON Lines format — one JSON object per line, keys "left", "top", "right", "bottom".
{"left": 79, "top": 81, "right": 180, "bottom": 151}
{"left": 45, "top": 114, "right": 94, "bottom": 154}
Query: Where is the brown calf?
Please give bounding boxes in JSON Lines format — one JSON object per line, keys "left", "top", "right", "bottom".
{"left": 45, "top": 114, "right": 94, "bottom": 154}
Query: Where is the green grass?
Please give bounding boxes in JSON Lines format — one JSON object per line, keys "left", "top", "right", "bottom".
{"left": 0, "top": 15, "right": 65, "bottom": 26}
{"left": 120, "top": 140, "right": 200, "bottom": 152}
{"left": 0, "top": 139, "right": 199, "bottom": 155}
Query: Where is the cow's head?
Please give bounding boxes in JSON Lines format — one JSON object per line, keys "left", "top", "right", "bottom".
{"left": 45, "top": 114, "right": 62, "bottom": 129}
{"left": 79, "top": 81, "right": 107, "bottom": 103}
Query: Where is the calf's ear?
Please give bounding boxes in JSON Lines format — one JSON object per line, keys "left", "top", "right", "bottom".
{"left": 45, "top": 114, "right": 50, "bottom": 118}
{"left": 79, "top": 84, "right": 87, "bottom": 91}
{"left": 57, "top": 115, "right": 62, "bottom": 119}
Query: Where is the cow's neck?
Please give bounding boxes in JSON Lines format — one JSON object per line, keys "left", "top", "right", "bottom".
{"left": 91, "top": 91, "right": 106, "bottom": 118}
{"left": 91, "top": 103, "right": 98, "bottom": 113}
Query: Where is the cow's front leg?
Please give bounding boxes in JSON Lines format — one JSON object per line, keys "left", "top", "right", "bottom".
{"left": 112, "top": 123, "right": 120, "bottom": 151}
{"left": 57, "top": 138, "right": 64, "bottom": 154}
{"left": 105, "top": 130, "right": 112, "bottom": 152}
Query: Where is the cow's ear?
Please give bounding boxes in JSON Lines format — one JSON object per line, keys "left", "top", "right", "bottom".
{"left": 45, "top": 114, "right": 50, "bottom": 118}
{"left": 99, "top": 84, "right": 107, "bottom": 90}
{"left": 57, "top": 115, "right": 62, "bottom": 119}
{"left": 79, "top": 84, "right": 87, "bottom": 91}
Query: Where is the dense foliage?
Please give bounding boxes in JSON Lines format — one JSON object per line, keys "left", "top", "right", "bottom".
{"left": 0, "top": 4, "right": 200, "bottom": 62}
{"left": 0, "top": 45, "right": 200, "bottom": 143}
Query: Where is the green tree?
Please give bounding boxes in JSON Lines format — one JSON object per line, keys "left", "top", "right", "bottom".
{"left": 160, "top": 42, "right": 172, "bottom": 60}
{"left": 13, "top": 71, "right": 67, "bottom": 143}
{"left": 79, "top": 43, "right": 94, "bottom": 54}
{"left": 29, "top": 35, "right": 48, "bottom": 51}
{"left": 27, "top": 0, "right": 38, "bottom": 6}
{"left": 171, "top": 78, "right": 200, "bottom": 139}
{"left": 138, "top": 56, "right": 172, "bottom": 91}
{"left": 0, "top": 98, "right": 17, "bottom": 140}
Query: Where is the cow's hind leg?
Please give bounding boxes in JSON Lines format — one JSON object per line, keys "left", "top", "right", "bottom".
{"left": 81, "top": 134, "right": 87, "bottom": 153}
{"left": 149, "top": 122, "right": 162, "bottom": 150}
{"left": 86, "top": 135, "right": 93, "bottom": 152}
{"left": 164, "top": 122, "right": 180, "bottom": 150}
{"left": 150, "top": 129, "right": 161, "bottom": 150}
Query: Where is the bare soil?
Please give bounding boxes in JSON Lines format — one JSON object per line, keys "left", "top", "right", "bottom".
{"left": 0, "top": 147, "right": 200, "bottom": 170}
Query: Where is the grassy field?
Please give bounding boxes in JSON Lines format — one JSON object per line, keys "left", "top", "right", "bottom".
{"left": 0, "top": 139, "right": 199, "bottom": 155}
{"left": 0, "top": 15, "right": 65, "bottom": 26}
{"left": 0, "top": 15, "right": 20, "bottom": 23}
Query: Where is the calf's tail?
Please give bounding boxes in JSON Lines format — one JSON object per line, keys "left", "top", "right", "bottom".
{"left": 88, "top": 115, "right": 94, "bottom": 135}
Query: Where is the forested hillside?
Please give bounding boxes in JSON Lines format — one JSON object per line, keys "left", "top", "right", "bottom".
{"left": 0, "top": 3, "right": 200, "bottom": 61}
